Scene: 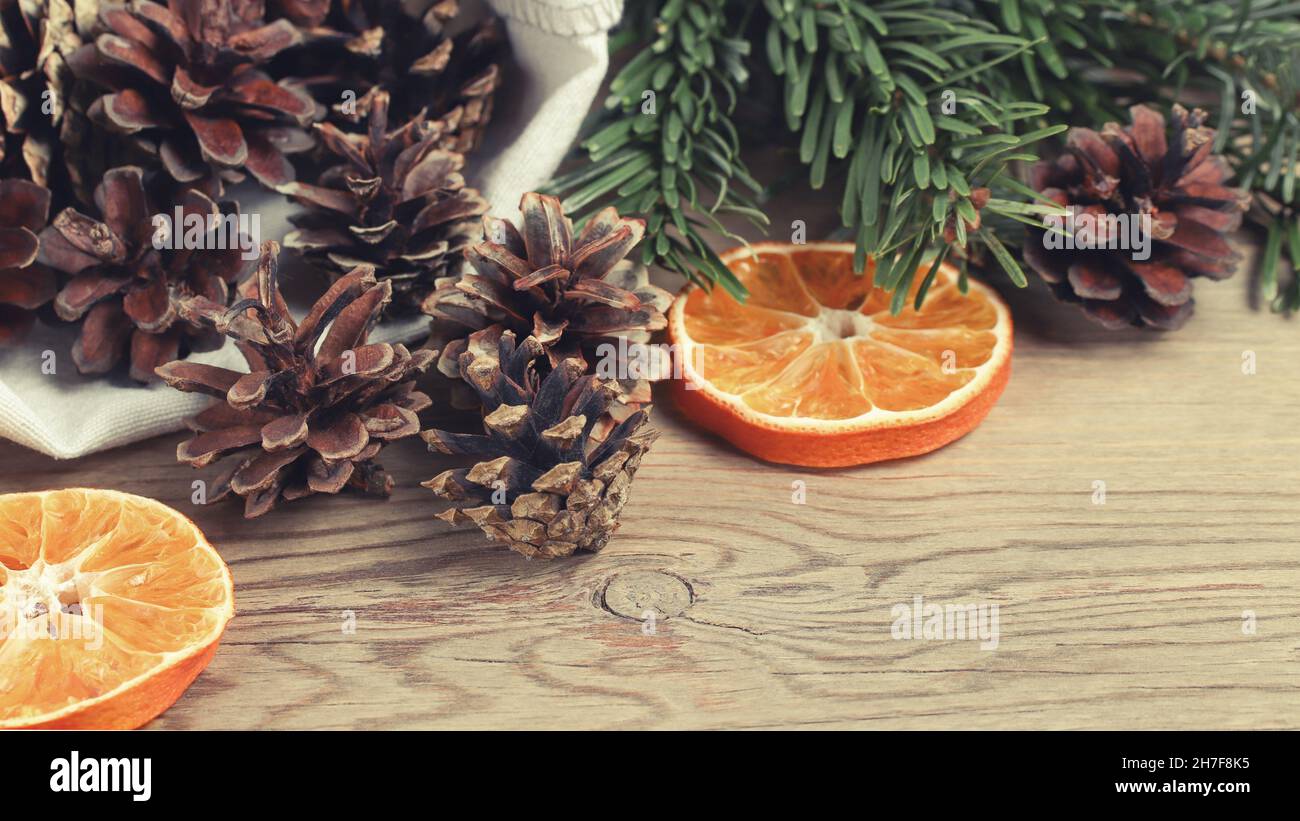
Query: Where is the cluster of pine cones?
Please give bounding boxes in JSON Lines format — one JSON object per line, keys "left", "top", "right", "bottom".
{"left": 158, "top": 191, "right": 670, "bottom": 558}
{"left": 2, "top": 4, "right": 1251, "bottom": 557}
{"left": 0, "top": 0, "right": 502, "bottom": 367}
{"left": 0, "top": 0, "right": 670, "bottom": 559}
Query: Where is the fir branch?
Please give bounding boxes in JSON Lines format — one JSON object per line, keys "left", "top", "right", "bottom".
{"left": 552, "top": 0, "right": 1299, "bottom": 317}
{"left": 546, "top": 0, "right": 763, "bottom": 298}
{"left": 553, "top": 0, "right": 1070, "bottom": 308}
{"left": 763, "top": 0, "right": 1066, "bottom": 300}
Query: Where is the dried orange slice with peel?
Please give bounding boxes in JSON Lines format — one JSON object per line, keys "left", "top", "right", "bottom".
{"left": 0, "top": 489, "right": 233, "bottom": 729}
{"left": 668, "top": 242, "right": 1012, "bottom": 467}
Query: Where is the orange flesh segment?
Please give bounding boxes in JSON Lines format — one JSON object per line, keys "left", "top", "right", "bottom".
{"left": 694, "top": 331, "right": 814, "bottom": 394}
{"left": 788, "top": 249, "right": 875, "bottom": 309}
{"left": 872, "top": 282, "right": 998, "bottom": 331}
{"left": 681, "top": 287, "right": 806, "bottom": 345}
{"left": 681, "top": 249, "right": 1000, "bottom": 419}
{"left": 741, "top": 341, "right": 872, "bottom": 419}
{"left": 0, "top": 490, "right": 230, "bottom": 723}
{"left": 728, "top": 251, "right": 819, "bottom": 316}
{"left": 851, "top": 338, "right": 973, "bottom": 412}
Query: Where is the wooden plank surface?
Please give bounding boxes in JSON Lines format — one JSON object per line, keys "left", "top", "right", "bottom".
{"left": 3, "top": 222, "right": 1299, "bottom": 729}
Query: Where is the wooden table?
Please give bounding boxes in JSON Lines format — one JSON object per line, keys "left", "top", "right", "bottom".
{"left": 3, "top": 225, "right": 1298, "bottom": 729}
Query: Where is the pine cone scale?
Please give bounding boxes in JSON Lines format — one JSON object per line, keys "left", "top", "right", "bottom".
{"left": 361, "top": 404, "right": 420, "bottom": 440}
{"left": 71, "top": 301, "right": 133, "bottom": 373}
{"left": 158, "top": 361, "right": 245, "bottom": 397}
{"left": 1128, "top": 261, "right": 1190, "bottom": 306}
{"left": 95, "top": 34, "right": 170, "bottom": 86}
{"left": 231, "top": 446, "right": 305, "bottom": 495}
{"left": 228, "top": 20, "right": 304, "bottom": 59}
{"left": 0, "top": 264, "right": 57, "bottom": 309}
{"left": 178, "top": 424, "right": 265, "bottom": 468}
{"left": 262, "top": 412, "right": 309, "bottom": 451}
{"left": 184, "top": 110, "right": 247, "bottom": 166}
{"left": 0, "top": 183, "right": 52, "bottom": 342}
{"left": 125, "top": 326, "right": 175, "bottom": 382}
{"left": 521, "top": 193, "right": 571, "bottom": 269}
{"left": 307, "top": 456, "right": 353, "bottom": 494}
{"left": 1066, "top": 260, "right": 1123, "bottom": 301}
{"left": 0, "top": 227, "right": 39, "bottom": 269}
{"left": 316, "top": 278, "right": 390, "bottom": 362}
{"left": 122, "top": 278, "right": 175, "bottom": 331}
{"left": 306, "top": 413, "right": 369, "bottom": 462}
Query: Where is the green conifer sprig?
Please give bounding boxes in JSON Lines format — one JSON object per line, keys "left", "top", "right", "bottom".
{"left": 763, "top": 0, "right": 1066, "bottom": 309}
{"left": 551, "top": 0, "right": 1300, "bottom": 315}
{"left": 546, "top": 0, "right": 763, "bottom": 299}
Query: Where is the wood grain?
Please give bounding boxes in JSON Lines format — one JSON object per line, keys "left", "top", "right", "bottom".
{"left": 3, "top": 219, "right": 1299, "bottom": 728}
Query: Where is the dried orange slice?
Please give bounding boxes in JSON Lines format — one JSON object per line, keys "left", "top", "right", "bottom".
{"left": 668, "top": 242, "right": 1012, "bottom": 467}
{"left": 0, "top": 489, "right": 233, "bottom": 729}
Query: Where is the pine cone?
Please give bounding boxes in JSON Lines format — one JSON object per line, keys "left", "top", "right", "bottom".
{"left": 0, "top": 0, "right": 85, "bottom": 187}
{"left": 422, "top": 330, "right": 659, "bottom": 559}
{"left": 0, "top": 177, "right": 56, "bottom": 343}
{"left": 281, "top": 89, "right": 487, "bottom": 316}
{"left": 424, "top": 193, "right": 672, "bottom": 409}
{"left": 1024, "top": 104, "right": 1250, "bottom": 330}
{"left": 270, "top": 0, "right": 503, "bottom": 154}
{"left": 67, "top": 0, "right": 316, "bottom": 191}
{"left": 38, "top": 165, "right": 253, "bottom": 381}
{"left": 157, "top": 242, "right": 433, "bottom": 518}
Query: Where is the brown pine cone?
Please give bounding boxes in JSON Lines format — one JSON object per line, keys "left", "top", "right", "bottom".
{"left": 66, "top": 0, "right": 317, "bottom": 191}
{"left": 269, "top": 0, "right": 503, "bottom": 153}
{"left": 281, "top": 89, "right": 487, "bottom": 316}
{"left": 0, "top": 178, "right": 56, "bottom": 343}
{"left": 38, "top": 166, "right": 253, "bottom": 381}
{"left": 1024, "top": 104, "right": 1250, "bottom": 330}
{"left": 424, "top": 193, "right": 672, "bottom": 412}
{"left": 157, "top": 242, "right": 433, "bottom": 518}
{"left": 423, "top": 330, "right": 658, "bottom": 559}
{"left": 0, "top": 0, "right": 86, "bottom": 188}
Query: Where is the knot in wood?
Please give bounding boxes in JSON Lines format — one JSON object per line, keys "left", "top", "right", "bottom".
{"left": 600, "top": 571, "right": 693, "bottom": 621}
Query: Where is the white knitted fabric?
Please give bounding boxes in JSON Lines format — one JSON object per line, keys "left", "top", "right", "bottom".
{"left": 0, "top": 0, "right": 620, "bottom": 459}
